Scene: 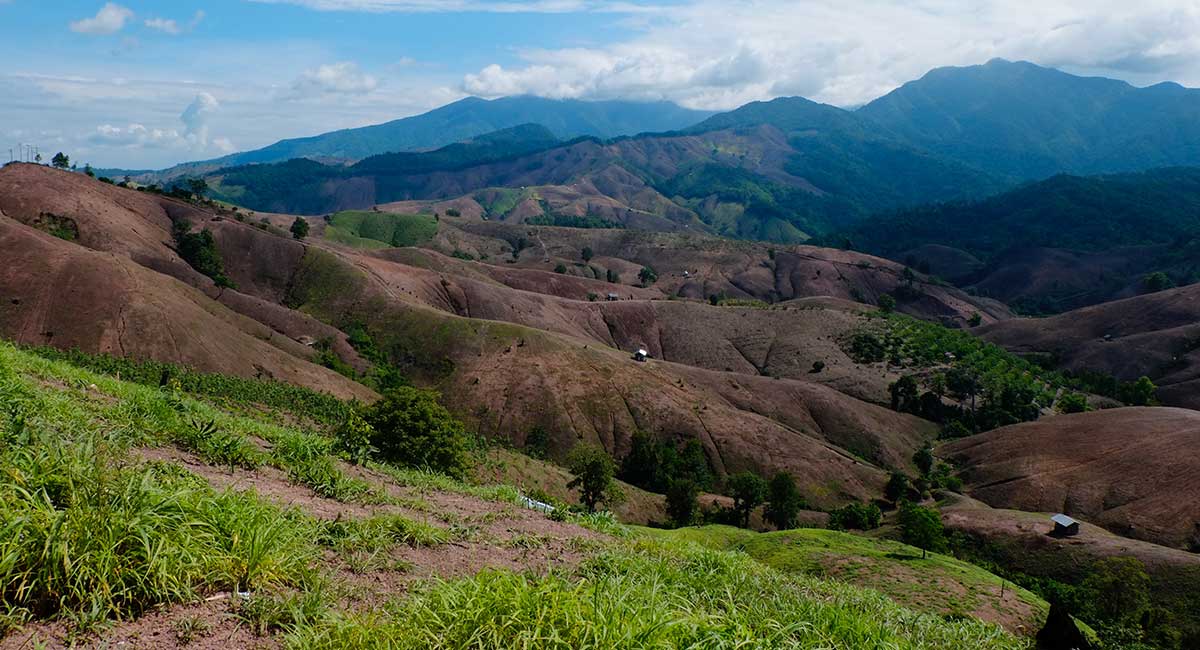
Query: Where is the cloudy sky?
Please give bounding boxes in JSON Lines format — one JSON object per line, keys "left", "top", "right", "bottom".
{"left": 3, "top": 0, "right": 1199, "bottom": 169}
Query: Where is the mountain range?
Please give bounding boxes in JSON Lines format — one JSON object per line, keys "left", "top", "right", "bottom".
{"left": 177, "top": 59, "right": 1200, "bottom": 248}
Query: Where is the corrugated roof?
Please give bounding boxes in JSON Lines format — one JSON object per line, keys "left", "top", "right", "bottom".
{"left": 1051, "top": 513, "right": 1078, "bottom": 527}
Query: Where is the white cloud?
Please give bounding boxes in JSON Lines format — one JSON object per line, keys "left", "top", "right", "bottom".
{"left": 460, "top": 0, "right": 1200, "bottom": 110}
{"left": 181, "top": 92, "right": 220, "bottom": 146}
{"left": 145, "top": 10, "right": 206, "bottom": 35}
{"left": 69, "top": 3, "right": 134, "bottom": 35}
{"left": 285, "top": 62, "right": 378, "bottom": 99}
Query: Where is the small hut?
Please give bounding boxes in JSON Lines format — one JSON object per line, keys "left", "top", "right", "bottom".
{"left": 606, "top": 292, "right": 620, "bottom": 301}
{"left": 1051, "top": 513, "right": 1080, "bottom": 537}
{"left": 633, "top": 348, "right": 649, "bottom": 362}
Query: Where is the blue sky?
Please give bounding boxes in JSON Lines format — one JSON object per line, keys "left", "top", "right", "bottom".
{"left": 3, "top": 1, "right": 1199, "bottom": 169}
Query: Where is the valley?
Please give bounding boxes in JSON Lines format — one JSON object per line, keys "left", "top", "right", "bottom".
{"left": 4, "top": 47, "right": 1200, "bottom": 650}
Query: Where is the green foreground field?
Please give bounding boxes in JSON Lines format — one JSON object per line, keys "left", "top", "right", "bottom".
{"left": 0, "top": 341, "right": 1030, "bottom": 649}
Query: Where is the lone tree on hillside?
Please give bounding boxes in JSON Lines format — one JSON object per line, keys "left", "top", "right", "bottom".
{"left": 913, "top": 445, "right": 935, "bottom": 477}
{"left": 51, "top": 152, "right": 70, "bottom": 169}
{"left": 567, "top": 444, "right": 621, "bottom": 513}
{"left": 638, "top": 266, "right": 658, "bottom": 286}
{"left": 187, "top": 178, "right": 209, "bottom": 199}
{"left": 764, "top": 472, "right": 804, "bottom": 530}
{"left": 727, "top": 471, "right": 768, "bottom": 528}
{"left": 291, "top": 217, "right": 310, "bottom": 240}
{"left": 361, "top": 387, "right": 472, "bottom": 479}
{"left": 581, "top": 246, "right": 594, "bottom": 262}
{"left": 898, "top": 501, "right": 945, "bottom": 559}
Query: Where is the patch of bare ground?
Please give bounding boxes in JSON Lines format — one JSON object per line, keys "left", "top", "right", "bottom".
{"left": 0, "top": 446, "right": 607, "bottom": 650}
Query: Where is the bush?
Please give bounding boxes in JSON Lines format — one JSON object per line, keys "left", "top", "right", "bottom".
{"left": 291, "top": 217, "right": 310, "bottom": 240}
{"left": 361, "top": 387, "right": 471, "bottom": 479}
{"left": 828, "top": 502, "right": 882, "bottom": 531}
{"left": 173, "top": 222, "right": 235, "bottom": 288}
{"left": 877, "top": 294, "right": 896, "bottom": 313}
{"left": 885, "top": 472, "right": 911, "bottom": 502}
{"left": 1057, "top": 392, "right": 1090, "bottom": 414}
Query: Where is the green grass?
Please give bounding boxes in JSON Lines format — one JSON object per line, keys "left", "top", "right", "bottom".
{"left": 285, "top": 539, "right": 1029, "bottom": 649}
{"left": 0, "top": 341, "right": 1033, "bottom": 648}
{"left": 641, "top": 525, "right": 1047, "bottom": 628}
{"left": 324, "top": 211, "right": 438, "bottom": 249}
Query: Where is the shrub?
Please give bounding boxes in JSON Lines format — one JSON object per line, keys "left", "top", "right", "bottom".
{"left": 361, "top": 387, "right": 471, "bottom": 479}
{"left": 885, "top": 472, "right": 911, "bottom": 503}
{"left": 1057, "top": 392, "right": 1090, "bottom": 414}
{"left": 554, "top": 263, "right": 567, "bottom": 274}
{"left": 173, "top": 222, "right": 235, "bottom": 288}
{"left": 877, "top": 294, "right": 896, "bottom": 313}
{"left": 828, "top": 502, "right": 882, "bottom": 531}
{"left": 638, "top": 266, "right": 658, "bottom": 286}
{"left": 291, "top": 217, "right": 310, "bottom": 240}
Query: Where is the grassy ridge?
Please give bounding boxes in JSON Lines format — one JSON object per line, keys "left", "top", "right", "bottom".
{"left": 642, "top": 525, "right": 1046, "bottom": 629}
{"left": 325, "top": 211, "right": 438, "bottom": 249}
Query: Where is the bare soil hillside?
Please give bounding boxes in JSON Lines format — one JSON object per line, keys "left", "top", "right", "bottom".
{"left": 0, "top": 216, "right": 372, "bottom": 401}
{"left": 941, "top": 408, "right": 1200, "bottom": 549}
{"left": 979, "top": 284, "right": 1200, "bottom": 408}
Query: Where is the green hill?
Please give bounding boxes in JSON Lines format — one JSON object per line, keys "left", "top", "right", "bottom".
{"left": 324, "top": 210, "right": 439, "bottom": 249}
{"left": 643, "top": 525, "right": 1048, "bottom": 634}
{"left": 0, "top": 340, "right": 1030, "bottom": 648}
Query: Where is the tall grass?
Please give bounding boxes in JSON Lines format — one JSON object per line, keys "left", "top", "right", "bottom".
{"left": 286, "top": 539, "right": 1029, "bottom": 650}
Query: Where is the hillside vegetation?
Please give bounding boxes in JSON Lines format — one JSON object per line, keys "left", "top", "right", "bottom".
{"left": 0, "top": 341, "right": 1030, "bottom": 649}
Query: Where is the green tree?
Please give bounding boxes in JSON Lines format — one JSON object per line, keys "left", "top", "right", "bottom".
{"left": 51, "top": 152, "right": 69, "bottom": 168}
{"left": 620, "top": 430, "right": 664, "bottom": 491}
{"left": 913, "top": 445, "right": 934, "bottom": 477}
{"left": 1057, "top": 392, "right": 1090, "bottom": 414}
{"left": 665, "top": 478, "right": 700, "bottom": 528}
{"left": 83, "top": 164, "right": 94, "bottom": 178}
{"left": 727, "top": 471, "right": 768, "bottom": 528}
{"left": 173, "top": 224, "right": 235, "bottom": 289}
{"left": 581, "top": 247, "right": 594, "bottom": 262}
{"left": 362, "top": 387, "right": 471, "bottom": 478}
{"left": 828, "top": 502, "right": 882, "bottom": 530}
{"left": 885, "top": 472, "right": 911, "bottom": 502}
{"left": 554, "top": 263, "right": 567, "bottom": 274}
{"left": 878, "top": 294, "right": 896, "bottom": 313}
{"left": 566, "top": 444, "right": 620, "bottom": 513}
{"left": 606, "top": 269, "right": 620, "bottom": 284}
{"left": 1082, "top": 557, "right": 1151, "bottom": 624}
{"left": 898, "top": 501, "right": 945, "bottom": 559}
{"left": 889, "top": 375, "right": 920, "bottom": 413}
{"left": 1142, "top": 271, "right": 1174, "bottom": 294}
{"left": 638, "top": 266, "right": 658, "bottom": 286}
{"left": 187, "top": 178, "right": 209, "bottom": 198}
{"left": 968, "top": 312, "right": 982, "bottom": 327}
{"left": 1122, "top": 376, "right": 1158, "bottom": 406}
{"left": 290, "top": 217, "right": 310, "bottom": 240}
{"left": 764, "top": 472, "right": 804, "bottom": 530}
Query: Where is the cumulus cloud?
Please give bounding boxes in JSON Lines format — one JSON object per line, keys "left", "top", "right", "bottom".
{"left": 144, "top": 11, "right": 206, "bottom": 35}
{"left": 69, "top": 3, "right": 134, "bottom": 35}
{"left": 181, "top": 92, "right": 221, "bottom": 147}
{"left": 460, "top": 0, "right": 1200, "bottom": 109}
{"left": 83, "top": 92, "right": 232, "bottom": 154}
{"left": 285, "top": 62, "right": 378, "bottom": 99}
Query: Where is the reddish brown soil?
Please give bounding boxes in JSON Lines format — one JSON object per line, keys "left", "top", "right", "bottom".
{"left": 941, "top": 408, "right": 1200, "bottom": 549}
{"left": 980, "top": 284, "right": 1200, "bottom": 409}
{"left": 0, "top": 216, "right": 371, "bottom": 401}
